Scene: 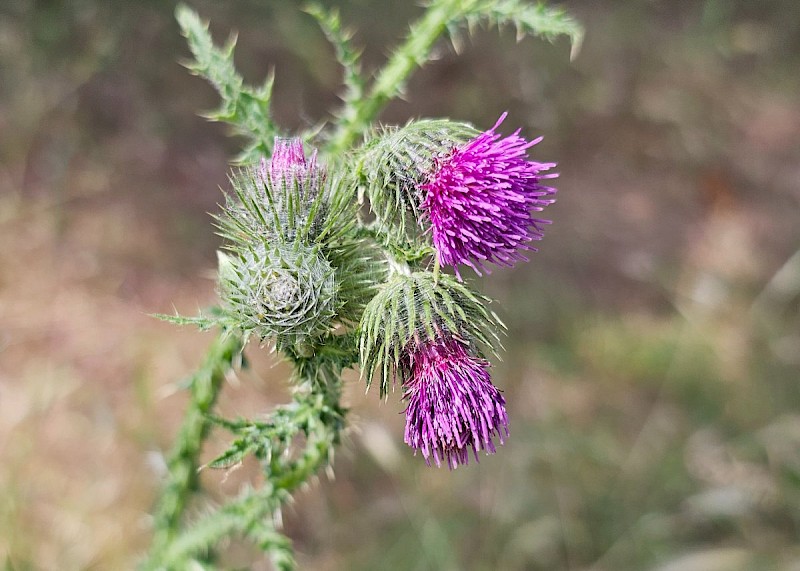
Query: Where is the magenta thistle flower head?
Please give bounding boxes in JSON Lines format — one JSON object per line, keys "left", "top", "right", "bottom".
{"left": 421, "top": 113, "right": 557, "bottom": 278}
{"left": 402, "top": 337, "right": 508, "bottom": 469}
{"left": 260, "top": 137, "right": 322, "bottom": 188}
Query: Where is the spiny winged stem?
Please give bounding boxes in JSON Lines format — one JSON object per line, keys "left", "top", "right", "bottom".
{"left": 325, "top": 0, "right": 465, "bottom": 154}
{"left": 324, "top": 0, "right": 583, "bottom": 153}
{"left": 144, "top": 352, "right": 346, "bottom": 570}
{"left": 148, "top": 331, "right": 243, "bottom": 560}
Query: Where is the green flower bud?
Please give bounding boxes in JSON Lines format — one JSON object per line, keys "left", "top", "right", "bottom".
{"left": 214, "top": 138, "right": 387, "bottom": 344}
{"left": 217, "top": 138, "right": 354, "bottom": 251}
{"left": 220, "top": 243, "right": 337, "bottom": 346}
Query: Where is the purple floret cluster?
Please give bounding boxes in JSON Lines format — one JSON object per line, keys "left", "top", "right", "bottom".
{"left": 396, "top": 114, "right": 557, "bottom": 466}
{"left": 402, "top": 337, "right": 509, "bottom": 469}
{"left": 260, "top": 137, "right": 322, "bottom": 188}
{"left": 421, "top": 113, "right": 557, "bottom": 279}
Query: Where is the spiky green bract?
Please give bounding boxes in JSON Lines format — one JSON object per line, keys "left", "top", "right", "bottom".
{"left": 325, "top": 236, "right": 386, "bottom": 329}
{"left": 355, "top": 119, "right": 479, "bottom": 254}
{"left": 175, "top": 5, "right": 280, "bottom": 164}
{"left": 215, "top": 151, "right": 384, "bottom": 343}
{"left": 217, "top": 162, "right": 353, "bottom": 249}
{"left": 219, "top": 244, "right": 337, "bottom": 347}
{"left": 359, "top": 271, "right": 503, "bottom": 397}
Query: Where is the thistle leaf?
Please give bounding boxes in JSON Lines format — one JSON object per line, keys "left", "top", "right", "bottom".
{"left": 151, "top": 308, "right": 228, "bottom": 331}
{"left": 459, "top": 0, "right": 584, "bottom": 59}
{"left": 175, "top": 4, "right": 282, "bottom": 162}
{"left": 304, "top": 4, "right": 366, "bottom": 125}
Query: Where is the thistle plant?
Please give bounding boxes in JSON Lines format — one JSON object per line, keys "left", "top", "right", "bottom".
{"left": 145, "top": 2, "right": 581, "bottom": 569}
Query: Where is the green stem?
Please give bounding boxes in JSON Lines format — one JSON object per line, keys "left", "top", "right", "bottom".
{"left": 325, "top": 0, "right": 464, "bottom": 154}
{"left": 144, "top": 354, "right": 342, "bottom": 570}
{"left": 146, "top": 331, "right": 243, "bottom": 566}
{"left": 152, "top": 470, "right": 309, "bottom": 571}
{"left": 158, "top": 487, "right": 294, "bottom": 571}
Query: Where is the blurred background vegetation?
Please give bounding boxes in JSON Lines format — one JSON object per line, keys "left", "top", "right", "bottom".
{"left": 2, "top": 1, "right": 800, "bottom": 569}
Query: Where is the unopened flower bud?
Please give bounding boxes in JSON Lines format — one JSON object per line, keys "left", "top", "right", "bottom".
{"left": 219, "top": 243, "right": 337, "bottom": 345}
{"left": 260, "top": 137, "right": 324, "bottom": 191}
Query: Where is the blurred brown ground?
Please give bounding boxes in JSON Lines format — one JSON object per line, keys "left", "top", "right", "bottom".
{"left": 1, "top": 1, "right": 800, "bottom": 569}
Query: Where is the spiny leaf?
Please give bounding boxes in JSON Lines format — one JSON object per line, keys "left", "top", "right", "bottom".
{"left": 304, "top": 4, "right": 366, "bottom": 125}
{"left": 158, "top": 488, "right": 294, "bottom": 570}
{"left": 206, "top": 446, "right": 248, "bottom": 470}
{"left": 245, "top": 519, "right": 296, "bottom": 571}
{"left": 175, "top": 4, "right": 282, "bottom": 162}
{"left": 151, "top": 308, "right": 228, "bottom": 331}
{"left": 459, "top": 0, "right": 584, "bottom": 60}
{"left": 325, "top": 0, "right": 582, "bottom": 153}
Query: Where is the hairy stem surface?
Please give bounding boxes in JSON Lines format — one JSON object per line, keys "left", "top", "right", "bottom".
{"left": 144, "top": 349, "right": 344, "bottom": 570}
{"left": 325, "top": 0, "right": 463, "bottom": 153}
{"left": 146, "top": 331, "right": 243, "bottom": 565}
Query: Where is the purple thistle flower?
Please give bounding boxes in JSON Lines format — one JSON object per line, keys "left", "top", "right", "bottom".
{"left": 402, "top": 337, "right": 508, "bottom": 469}
{"left": 421, "top": 113, "right": 557, "bottom": 278}
{"left": 259, "top": 137, "right": 321, "bottom": 188}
